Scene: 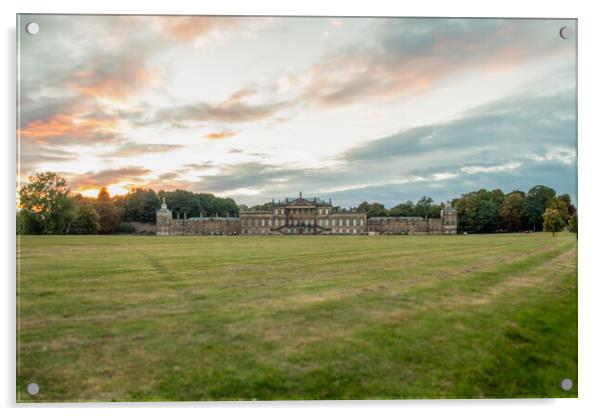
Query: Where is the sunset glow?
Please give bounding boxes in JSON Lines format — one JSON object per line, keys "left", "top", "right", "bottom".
{"left": 77, "top": 184, "right": 131, "bottom": 198}
{"left": 18, "top": 15, "right": 576, "bottom": 207}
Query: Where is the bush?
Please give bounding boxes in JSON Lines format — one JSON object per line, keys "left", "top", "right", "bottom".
{"left": 117, "top": 222, "right": 135, "bottom": 234}
{"left": 568, "top": 214, "right": 578, "bottom": 234}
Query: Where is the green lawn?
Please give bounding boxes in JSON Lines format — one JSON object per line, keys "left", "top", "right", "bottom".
{"left": 16, "top": 233, "right": 577, "bottom": 401}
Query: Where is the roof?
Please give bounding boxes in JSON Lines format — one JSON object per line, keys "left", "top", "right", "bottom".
{"left": 368, "top": 216, "right": 426, "bottom": 221}
{"left": 273, "top": 196, "right": 331, "bottom": 207}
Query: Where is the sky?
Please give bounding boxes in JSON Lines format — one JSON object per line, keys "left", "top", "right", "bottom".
{"left": 17, "top": 15, "right": 577, "bottom": 207}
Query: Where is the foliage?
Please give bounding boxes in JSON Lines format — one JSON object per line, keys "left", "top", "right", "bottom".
{"left": 247, "top": 202, "right": 274, "bottom": 212}
{"left": 356, "top": 201, "right": 388, "bottom": 218}
{"left": 116, "top": 188, "right": 161, "bottom": 224}
{"left": 474, "top": 199, "right": 499, "bottom": 233}
{"left": 558, "top": 194, "right": 576, "bottom": 216}
{"left": 568, "top": 213, "right": 578, "bottom": 235}
{"left": 414, "top": 196, "right": 442, "bottom": 219}
{"left": 70, "top": 202, "right": 100, "bottom": 235}
{"left": 499, "top": 192, "right": 526, "bottom": 232}
{"left": 546, "top": 197, "right": 570, "bottom": 222}
{"left": 390, "top": 201, "right": 415, "bottom": 217}
{"left": 157, "top": 190, "right": 239, "bottom": 218}
{"left": 16, "top": 211, "right": 41, "bottom": 235}
{"left": 94, "top": 188, "right": 122, "bottom": 233}
{"left": 522, "top": 185, "right": 556, "bottom": 231}
{"left": 117, "top": 222, "right": 136, "bottom": 234}
{"left": 543, "top": 208, "right": 566, "bottom": 236}
{"left": 18, "top": 172, "right": 77, "bottom": 234}
{"left": 453, "top": 189, "right": 504, "bottom": 233}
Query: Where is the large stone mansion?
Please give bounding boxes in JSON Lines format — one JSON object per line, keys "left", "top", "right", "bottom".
{"left": 156, "top": 193, "right": 457, "bottom": 236}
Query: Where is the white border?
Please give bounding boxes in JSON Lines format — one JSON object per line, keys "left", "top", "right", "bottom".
{"left": 2, "top": 1, "right": 600, "bottom": 415}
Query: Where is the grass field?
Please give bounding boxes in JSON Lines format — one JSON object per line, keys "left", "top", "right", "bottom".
{"left": 16, "top": 232, "right": 577, "bottom": 401}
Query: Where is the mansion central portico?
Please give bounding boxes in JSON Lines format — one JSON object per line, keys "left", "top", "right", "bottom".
{"left": 240, "top": 193, "right": 366, "bottom": 235}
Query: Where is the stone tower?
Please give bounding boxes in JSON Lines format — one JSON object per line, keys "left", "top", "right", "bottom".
{"left": 156, "top": 197, "right": 172, "bottom": 236}
{"left": 441, "top": 201, "right": 457, "bottom": 235}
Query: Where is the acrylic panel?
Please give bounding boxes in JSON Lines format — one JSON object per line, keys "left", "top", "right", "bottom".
{"left": 16, "top": 14, "right": 577, "bottom": 402}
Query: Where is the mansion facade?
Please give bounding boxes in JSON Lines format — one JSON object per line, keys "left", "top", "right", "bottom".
{"left": 156, "top": 193, "right": 457, "bottom": 236}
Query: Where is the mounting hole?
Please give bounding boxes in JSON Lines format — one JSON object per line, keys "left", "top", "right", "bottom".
{"left": 26, "top": 382, "right": 39, "bottom": 396}
{"left": 559, "top": 26, "right": 572, "bottom": 40}
{"left": 25, "top": 22, "right": 39, "bottom": 35}
{"left": 560, "top": 378, "right": 573, "bottom": 391}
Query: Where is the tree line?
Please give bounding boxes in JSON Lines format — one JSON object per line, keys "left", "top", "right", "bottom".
{"left": 16, "top": 172, "right": 239, "bottom": 235}
{"left": 346, "top": 187, "right": 577, "bottom": 234}
{"left": 16, "top": 171, "right": 577, "bottom": 235}
{"left": 452, "top": 186, "right": 577, "bottom": 234}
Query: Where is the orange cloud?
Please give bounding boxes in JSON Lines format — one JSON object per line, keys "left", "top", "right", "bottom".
{"left": 161, "top": 16, "right": 237, "bottom": 41}
{"left": 67, "top": 59, "right": 153, "bottom": 102}
{"left": 205, "top": 129, "right": 238, "bottom": 139}
{"left": 19, "top": 111, "right": 118, "bottom": 145}
{"left": 71, "top": 167, "right": 152, "bottom": 189}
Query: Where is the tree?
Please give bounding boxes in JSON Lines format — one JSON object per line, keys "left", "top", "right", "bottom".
{"left": 18, "top": 172, "right": 77, "bottom": 234}
{"left": 16, "top": 210, "right": 41, "bottom": 235}
{"left": 356, "top": 201, "right": 371, "bottom": 213}
{"left": 210, "top": 196, "right": 239, "bottom": 217}
{"left": 522, "top": 185, "right": 556, "bottom": 231}
{"left": 160, "top": 189, "right": 201, "bottom": 218}
{"left": 121, "top": 188, "right": 160, "bottom": 223}
{"left": 370, "top": 202, "right": 388, "bottom": 218}
{"left": 558, "top": 194, "right": 576, "bottom": 216}
{"left": 568, "top": 213, "right": 578, "bottom": 235}
{"left": 499, "top": 192, "right": 526, "bottom": 232}
{"left": 546, "top": 197, "right": 570, "bottom": 222}
{"left": 454, "top": 189, "right": 502, "bottom": 232}
{"left": 415, "top": 196, "right": 435, "bottom": 218}
{"left": 94, "top": 188, "right": 121, "bottom": 233}
{"left": 71, "top": 202, "right": 100, "bottom": 234}
{"left": 543, "top": 208, "right": 566, "bottom": 236}
{"left": 390, "top": 201, "right": 415, "bottom": 217}
{"left": 356, "top": 201, "right": 388, "bottom": 218}
{"left": 475, "top": 199, "right": 499, "bottom": 233}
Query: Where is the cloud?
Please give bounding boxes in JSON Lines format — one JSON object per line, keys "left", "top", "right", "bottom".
{"left": 157, "top": 172, "right": 180, "bottom": 181}
{"left": 301, "top": 19, "right": 575, "bottom": 109}
{"left": 104, "top": 142, "right": 183, "bottom": 157}
{"left": 18, "top": 104, "right": 119, "bottom": 146}
{"left": 18, "top": 146, "right": 78, "bottom": 176}
{"left": 159, "top": 16, "right": 239, "bottom": 42}
{"left": 148, "top": 90, "right": 291, "bottom": 126}
{"left": 184, "top": 162, "right": 216, "bottom": 170}
{"left": 187, "top": 90, "right": 576, "bottom": 206}
{"left": 17, "top": 15, "right": 166, "bottom": 150}
{"left": 66, "top": 56, "right": 154, "bottom": 102}
{"left": 72, "top": 166, "right": 152, "bottom": 188}
{"left": 342, "top": 90, "right": 575, "bottom": 163}
{"left": 205, "top": 129, "right": 238, "bottom": 139}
